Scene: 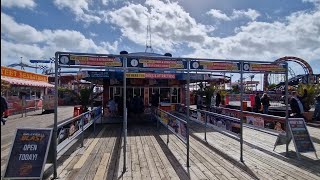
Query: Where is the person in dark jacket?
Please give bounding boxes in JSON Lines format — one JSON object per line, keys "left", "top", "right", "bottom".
{"left": 290, "top": 91, "right": 304, "bottom": 118}
{"left": 254, "top": 93, "right": 261, "bottom": 113}
{"left": 215, "top": 92, "right": 221, "bottom": 107}
{"left": 312, "top": 94, "right": 320, "bottom": 121}
{"left": 260, "top": 93, "right": 270, "bottom": 114}
{"left": 1, "top": 95, "right": 8, "bottom": 125}
{"left": 151, "top": 92, "right": 159, "bottom": 108}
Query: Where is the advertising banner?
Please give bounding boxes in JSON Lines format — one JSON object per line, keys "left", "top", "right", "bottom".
{"left": 4, "top": 128, "right": 52, "bottom": 179}
{"left": 204, "top": 112, "right": 240, "bottom": 135}
{"left": 58, "top": 55, "right": 123, "bottom": 67}
{"left": 1, "top": 66, "right": 48, "bottom": 82}
{"left": 211, "top": 106, "right": 286, "bottom": 132}
{"left": 190, "top": 61, "right": 238, "bottom": 71}
{"left": 241, "top": 63, "right": 286, "bottom": 73}
{"left": 126, "top": 73, "right": 176, "bottom": 79}
{"left": 57, "top": 108, "right": 102, "bottom": 145}
{"left": 127, "top": 58, "right": 187, "bottom": 69}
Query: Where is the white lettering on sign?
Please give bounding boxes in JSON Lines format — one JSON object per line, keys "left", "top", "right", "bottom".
{"left": 23, "top": 144, "right": 37, "bottom": 151}
{"left": 18, "top": 154, "right": 38, "bottom": 160}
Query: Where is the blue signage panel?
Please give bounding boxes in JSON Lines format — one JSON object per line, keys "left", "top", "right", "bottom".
{"left": 4, "top": 128, "right": 53, "bottom": 179}
{"left": 30, "top": 60, "right": 51, "bottom": 63}
{"left": 87, "top": 71, "right": 109, "bottom": 78}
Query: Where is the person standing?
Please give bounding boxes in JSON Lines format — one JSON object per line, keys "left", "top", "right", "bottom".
{"left": 1, "top": 95, "right": 8, "bottom": 125}
{"left": 254, "top": 93, "right": 261, "bottom": 113}
{"left": 210, "top": 92, "right": 216, "bottom": 109}
{"left": 260, "top": 93, "right": 270, "bottom": 114}
{"left": 215, "top": 91, "right": 221, "bottom": 107}
{"left": 290, "top": 91, "right": 304, "bottom": 118}
{"left": 312, "top": 94, "right": 320, "bottom": 121}
{"left": 196, "top": 94, "right": 203, "bottom": 109}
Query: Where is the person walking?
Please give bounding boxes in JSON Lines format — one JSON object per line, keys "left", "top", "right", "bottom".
{"left": 1, "top": 95, "right": 8, "bottom": 125}
{"left": 290, "top": 91, "right": 304, "bottom": 118}
{"left": 254, "top": 93, "right": 261, "bottom": 113}
{"left": 260, "top": 93, "right": 270, "bottom": 114}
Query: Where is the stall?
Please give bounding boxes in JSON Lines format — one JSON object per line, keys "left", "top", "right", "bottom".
{"left": 1, "top": 66, "right": 54, "bottom": 115}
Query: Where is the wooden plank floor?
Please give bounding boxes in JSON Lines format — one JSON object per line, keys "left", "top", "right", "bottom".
{"left": 190, "top": 121, "right": 320, "bottom": 180}
{"left": 1, "top": 106, "right": 74, "bottom": 174}
{"left": 48, "top": 122, "right": 257, "bottom": 180}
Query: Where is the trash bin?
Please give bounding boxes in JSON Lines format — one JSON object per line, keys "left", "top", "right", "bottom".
{"left": 73, "top": 105, "right": 83, "bottom": 117}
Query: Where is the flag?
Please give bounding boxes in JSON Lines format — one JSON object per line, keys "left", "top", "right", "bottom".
{"left": 39, "top": 65, "right": 48, "bottom": 70}
{"left": 50, "top": 58, "right": 55, "bottom": 63}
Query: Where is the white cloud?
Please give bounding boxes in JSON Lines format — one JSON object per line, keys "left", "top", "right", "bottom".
{"left": 207, "top": 8, "right": 260, "bottom": 21}
{"left": 106, "top": 0, "right": 214, "bottom": 51}
{"left": 1, "top": 13, "right": 45, "bottom": 43}
{"left": 1, "top": 0, "right": 36, "bottom": 9}
{"left": 187, "top": 9, "right": 320, "bottom": 72}
{"left": 53, "top": 0, "right": 103, "bottom": 24}
{"left": 1, "top": 13, "right": 111, "bottom": 65}
{"left": 232, "top": 9, "right": 260, "bottom": 21}
{"left": 206, "top": 9, "right": 230, "bottom": 21}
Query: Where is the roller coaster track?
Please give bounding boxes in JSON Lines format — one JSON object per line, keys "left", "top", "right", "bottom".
{"left": 264, "top": 56, "right": 314, "bottom": 90}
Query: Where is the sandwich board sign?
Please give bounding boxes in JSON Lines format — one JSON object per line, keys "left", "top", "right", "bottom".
{"left": 288, "top": 118, "right": 317, "bottom": 159}
{"left": 4, "top": 128, "right": 53, "bottom": 179}
{"left": 274, "top": 118, "right": 318, "bottom": 159}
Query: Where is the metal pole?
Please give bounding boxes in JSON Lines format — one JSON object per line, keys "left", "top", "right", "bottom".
{"left": 204, "top": 112, "right": 207, "bottom": 141}
{"left": 53, "top": 54, "right": 58, "bottom": 179}
{"left": 122, "top": 57, "right": 127, "bottom": 172}
{"left": 186, "top": 59, "right": 191, "bottom": 167}
{"left": 81, "top": 116, "right": 84, "bottom": 147}
{"left": 167, "top": 116, "right": 169, "bottom": 144}
{"left": 240, "top": 61, "right": 244, "bottom": 162}
{"left": 285, "top": 62, "right": 289, "bottom": 156}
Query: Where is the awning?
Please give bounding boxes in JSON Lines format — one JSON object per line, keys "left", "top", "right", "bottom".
{"left": 1, "top": 76, "right": 54, "bottom": 88}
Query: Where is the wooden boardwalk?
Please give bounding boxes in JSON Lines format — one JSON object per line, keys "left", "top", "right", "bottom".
{"left": 46, "top": 122, "right": 256, "bottom": 180}
{"left": 45, "top": 119, "right": 320, "bottom": 180}
{"left": 1, "top": 108, "right": 320, "bottom": 180}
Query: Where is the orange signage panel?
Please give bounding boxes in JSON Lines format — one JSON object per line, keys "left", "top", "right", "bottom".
{"left": 1, "top": 66, "right": 48, "bottom": 82}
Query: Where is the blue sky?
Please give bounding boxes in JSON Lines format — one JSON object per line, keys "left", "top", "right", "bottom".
{"left": 1, "top": 0, "right": 320, "bottom": 89}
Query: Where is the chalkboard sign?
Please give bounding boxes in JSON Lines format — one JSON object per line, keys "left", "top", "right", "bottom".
{"left": 4, "top": 128, "right": 53, "bottom": 179}
{"left": 288, "top": 118, "right": 316, "bottom": 153}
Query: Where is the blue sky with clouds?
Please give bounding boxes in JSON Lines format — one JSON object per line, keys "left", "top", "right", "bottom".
{"left": 1, "top": 0, "right": 320, "bottom": 89}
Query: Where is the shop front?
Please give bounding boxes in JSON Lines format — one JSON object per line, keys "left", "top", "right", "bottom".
{"left": 1, "top": 66, "right": 54, "bottom": 115}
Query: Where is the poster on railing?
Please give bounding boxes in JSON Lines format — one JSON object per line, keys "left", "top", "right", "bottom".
{"left": 206, "top": 113, "right": 241, "bottom": 135}
{"left": 167, "top": 116, "right": 187, "bottom": 142}
{"left": 211, "top": 106, "right": 286, "bottom": 133}
{"left": 57, "top": 107, "right": 102, "bottom": 145}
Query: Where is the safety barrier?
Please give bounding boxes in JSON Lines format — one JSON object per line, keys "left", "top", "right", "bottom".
{"left": 56, "top": 106, "right": 102, "bottom": 153}
{"left": 154, "top": 108, "right": 187, "bottom": 144}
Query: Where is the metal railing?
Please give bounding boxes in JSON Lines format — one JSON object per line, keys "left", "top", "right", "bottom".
{"left": 176, "top": 104, "right": 241, "bottom": 141}
{"left": 56, "top": 106, "right": 102, "bottom": 153}
{"left": 154, "top": 108, "right": 187, "bottom": 144}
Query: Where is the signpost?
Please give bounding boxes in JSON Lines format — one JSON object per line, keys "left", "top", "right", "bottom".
{"left": 4, "top": 128, "right": 53, "bottom": 179}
